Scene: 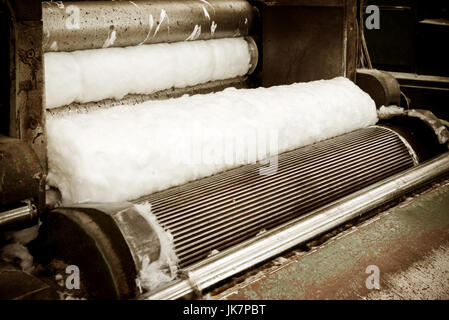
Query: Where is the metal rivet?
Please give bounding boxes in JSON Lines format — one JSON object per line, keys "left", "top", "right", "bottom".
{"left": 29, "top": 118, "right": 38, "bottom": 130}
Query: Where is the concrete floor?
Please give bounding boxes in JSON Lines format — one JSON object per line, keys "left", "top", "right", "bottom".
{"left": 210, "top": 179, "right": 449, "bottom": 300}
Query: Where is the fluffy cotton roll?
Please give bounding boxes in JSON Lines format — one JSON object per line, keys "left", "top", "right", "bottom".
{"left": 46, "top": 77, "right": 378, "bottom": 204}
{"left": 44, "top": 38, "right": 252, "bottom": 109}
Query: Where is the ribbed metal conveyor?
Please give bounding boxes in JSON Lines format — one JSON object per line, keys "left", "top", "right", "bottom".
{"left": 136, "top": 126, "right": 416, "bottom": 267}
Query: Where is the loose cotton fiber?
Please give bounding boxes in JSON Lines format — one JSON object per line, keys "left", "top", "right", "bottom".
{"left": 44, "top": 37, "right": 252, "bottom": 109}
{"left": 46, "top": 77, "right": 377, "bottom": 204}
{"left": 134, "top": 202, "right": 178, "bottom": 293}
{"left": 1, "top": 224, "right": 40, "bottom": 274}
{"left": 1, "top": 243, "right": 35, "bottom": 273}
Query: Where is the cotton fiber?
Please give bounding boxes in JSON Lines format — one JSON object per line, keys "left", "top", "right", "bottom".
{"left": 46, "top": 77, "right": 378, "bottom": 204}
{"left": 134, "top": 202, "right": 178, "bottom": 293}
{"left": 0, "top": 224, "right": 40, "bottom": 273}
{"left": 44, "top": 38, "right": 252, "bottom": 109}
{"left": 1, "top": 243, "right": 35, "bottom": 273}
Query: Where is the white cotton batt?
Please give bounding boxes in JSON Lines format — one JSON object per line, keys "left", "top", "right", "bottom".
{"left": 44, "top": 38, "right": 252, "bottom": 109}
{"left": 46, "top": 77, "right": 378, "bottom": 204}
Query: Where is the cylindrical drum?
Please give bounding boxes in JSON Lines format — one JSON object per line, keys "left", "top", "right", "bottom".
{"left": 42, "top": 0, "right": 257, "bottom": 52}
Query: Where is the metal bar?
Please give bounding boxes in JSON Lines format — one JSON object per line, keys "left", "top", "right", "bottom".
{"left": 0, "top": 201, "right": 37, "bottom": 230}
{"left": 140, "top": 151, "right": 449, "bottom": 300}
{"left": 262, "top": 0, "right": 344, "bottom": 7}
{"left": 42, "top": 0, "right": 257, "bottom": 52}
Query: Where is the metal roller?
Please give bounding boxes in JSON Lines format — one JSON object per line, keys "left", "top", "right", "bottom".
{"left": 136, "top": 126, "right": 417, "bottom": 267}
{"left": 0, "top": 201, "right": 38, "bottom": 231}
{"left": 145, "top": 150, "right": 449, "bottom": 300}
{"left": 38, "top": 122, "right": 446, "bottom": 299}
{"left": 42, "top": 0, "right": 257, "bottom": 52}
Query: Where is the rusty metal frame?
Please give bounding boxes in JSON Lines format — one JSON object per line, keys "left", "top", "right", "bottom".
{"left": 0, "top": 0, "right": 45, "bottom": 227}
{"left": 3, "top": 0, "right": 46, "bottom": 170}
{"left": 42, "top": 0, "right": 257, "bottom": 52}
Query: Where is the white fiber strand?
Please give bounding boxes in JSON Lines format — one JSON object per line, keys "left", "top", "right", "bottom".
{"left": 134, "top": 202, "right": 178, "bottom": 292}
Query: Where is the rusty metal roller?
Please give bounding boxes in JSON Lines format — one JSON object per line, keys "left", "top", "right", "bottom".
{"left": 42, "top": 0, "right": 257, "bottom": 52}
{"left": 136, "top": 126, "right": 417, "bottom": 268}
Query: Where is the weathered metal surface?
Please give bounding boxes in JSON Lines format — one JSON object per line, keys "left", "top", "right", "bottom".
{"left": 388, "top": 72, "right": 449, "bottom": 90}
{"left": 0, "top": 3, "right": 11, "bottom": 137}
{"left": 42, "top": 0, "right": 257, "bottom": 52}
{"left": 245, "top": 36, "right": 259, "bottom": 75}
{"left": 71, "top": 202, "right": 162, "bottom": 279}
{"left": 255, "top": 0, "right": 357, "bottom": 87}
{"left": 0, "top": 135, "right": 44, "bottom": 215}
{"left": 46, "top": 76, "right": 252, "bottom": 116}
{"left": 4, "top": 0, "right": 47, "bottom": 170}
{"left": 38, "top": 206, "right": 136, "bottom": 299}
{"left": 356, "top": 69, "right": 401, "bottom": 108}
{"left": 16, "top": 19, "right": 46, "bottom": 166}
{"left": 345, "top": 0, "right": 357, "bottom": 84}
{"left": 406, "top": 109, "right": 449, "bottom": 145}
{"left": 212, "top": 179, "right": 449, "bottom": 300}
{"left": 0, "top": 201, "right": 37, "bottom": 231}
{"left": 39, "top": 203, "right": 162, "bottom": 299}
{"left": 382, "top": 116, "right": 447, "bottom": 164}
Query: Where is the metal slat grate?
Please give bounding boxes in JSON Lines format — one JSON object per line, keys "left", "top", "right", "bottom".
{"left": 136, "top": 126, "right": 415, "bottom": 267}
